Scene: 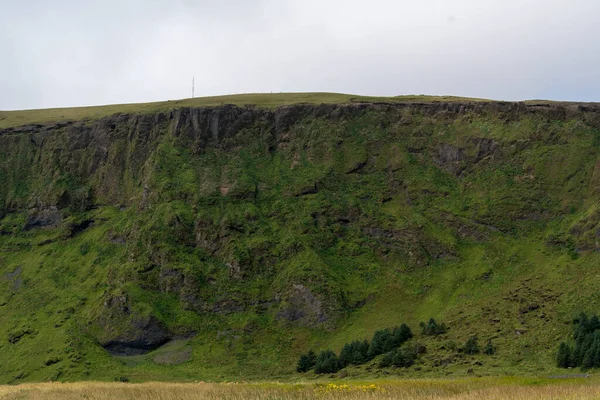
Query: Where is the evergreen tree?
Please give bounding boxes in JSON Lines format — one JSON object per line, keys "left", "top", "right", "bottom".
{"left": 368, "top": 329, "right": 393, "bottom": 358}
{"left": 556, "top": 342, "right": 571, "bottom": 368}
{"left": 356, "top": 340, "right": 370, "bottom": 363}
{"left": 339, "top": 340, "right": 370, "bottom": 366}
{"left": 315, "top": 350, "right": 341, "bottom": 374}
{"left": 463, "top": 336, "right": 479, "bottom": 355}
{"left": 296, "top": 349, "right": 317, "bottom": 372}
{"left": 420, "top": 318, "right": 448, "bottom": 336}
{"left": 338, "top": 342, "right": 353, "bottom": 367}
{"left": 379, "top": 351, "right": 394, "bottom": 368}
{"left": 484, "top": 339, "right": 496, "bottom": 355}
{"left": 560, "top": 313, "right": 600, "bottom": 369}
{"left": 391, "top": 324, "right": 413, "bottom": 347}
{"left": 392, "top": 347, "right": 416, "bottom": 368}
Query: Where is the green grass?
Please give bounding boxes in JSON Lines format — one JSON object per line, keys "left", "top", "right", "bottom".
{"left": 0, "top": 92, "right": 495, "bottom": 129}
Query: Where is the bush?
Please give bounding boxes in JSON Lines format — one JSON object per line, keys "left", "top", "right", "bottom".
{"left": 315, "top": 350, "right": 341, "bottom": 374}
{"left": 368, "top": 329, "right": 393, "bottom": 358}
{"left": 484, "top": 340, "right": 496, "bottom": 355}
{"left": 392, "top": 347, "right": 416, "bottom": 368}
{"left": 296, "top": 349, "right": 317, "bottom": 372}
{"left": 339, "top": 340, "right": 369, "bottom": 366}
{"left": 557, "top": 313, "right": 600, "bottom": 369}
{"left": 463, "top": 336, "right": 479, "bottom": 355}
{"left": 379, "top": 347, "right": 416, "bottom": 368}
{"left": 368, "top": 324, "right": 413, "bottom": 359}
{"left": 420, "top": 318, "right": 448, "bottom": 336}
{"left": 392, "top": 324, "right": 413, "bottom": 346}
{"left": 556, "top": 342, "right": 572, "bottom": 368}
{"left": 378, "top": 351, "right": 394, "bottom": 368}
{"left": 295, "top": 322, "right": 415, "bottom": 374}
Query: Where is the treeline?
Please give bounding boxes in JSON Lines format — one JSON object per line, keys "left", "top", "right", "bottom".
{"left": 297, "top": 318, "right": 450, "bottom": 374}
{"left": 557, "top": 313, "right": 600, "bottom": 369}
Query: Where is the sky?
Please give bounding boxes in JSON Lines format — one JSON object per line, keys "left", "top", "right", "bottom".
{"left": 1, "top": 0, "right": 599, "bottom": 110}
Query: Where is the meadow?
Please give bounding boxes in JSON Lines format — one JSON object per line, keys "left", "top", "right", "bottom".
{"left": 0, "top": 378, "right": 599, "bottom": 400}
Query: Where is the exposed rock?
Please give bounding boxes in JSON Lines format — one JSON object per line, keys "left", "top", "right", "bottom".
{"left": 433, "top": 143, "right": 466, "bottom": 176}
{"left": 276, "top": 284, "right": 329, "bottom": 327}
{"left": 294, "top": 183, "right": 318, "bottom": 197}
{"left": 101, "top": 315, "right": 172, "bottom": 356}
{"left": 362, "top": 226, "right": 455, "bottom": 267}
{"left": 158, "top": 268, "right": 184, "bottom": 294}
{"left": 107, "top": 229, "right": 126, "bottom": 244}
{"left": 23, "top": 207, "right": 62, "bottom": 231}
{"left": 474, "top": 138, "right": 500, "bottom": 162}
{"left": 210, "top": 298, "right": 275, "bottom": 315}
{"left": 179, "top": 274, "right": 203, "bottom": 312}
{"left": 519, "top": 303, "right": 540, "bottom": 314}
{"left": 96, "top": 292, "right": 172, "bottom": 355}
{"left": 68, "top": 219, "right": 94, "bottom": 237}
{"left": 2, "top": 266, "right": 23, "bottom": 291}
{"left": 7, "top": 327, "right": 36, "bottom": 344}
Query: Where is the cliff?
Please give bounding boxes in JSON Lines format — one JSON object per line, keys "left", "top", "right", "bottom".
{"left": 1, "top": 97, "right": 600, "bottom": 382}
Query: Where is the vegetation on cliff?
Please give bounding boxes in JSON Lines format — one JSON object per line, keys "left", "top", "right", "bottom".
{"left": 1, "top": 94, "right": 600, "bottom": 382}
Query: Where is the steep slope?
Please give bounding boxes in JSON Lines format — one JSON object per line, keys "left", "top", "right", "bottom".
{"left": 1, "top": 97, "right": 600, "bottom": 382}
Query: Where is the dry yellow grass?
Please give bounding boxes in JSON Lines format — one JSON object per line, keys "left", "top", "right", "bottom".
{"left": 0, "top": 379, "right": 598, "bottom": 400}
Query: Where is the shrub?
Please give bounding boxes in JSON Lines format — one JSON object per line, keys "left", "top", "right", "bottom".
{"left": 463, "top": 336, "right": 479, "bottom": 355}
{"left": 368, "top": 324, "right": 413, "bottom": 359}
{"left": 484, "top": 339, "right": 496, "bottom": 355}
{"left": 392, "top": 347, "right": 416, "bottom": 368}
{"left": 392, "top": 324, "right": 413, "bottom": 346}
{"left": 296, "top": 349, "right": 317, "bottom": 372}
{"left": 557, "top": 313, "right": 600, "bottom": 369}
{"left": 368, "top": 329, "right": 393, "bottom": 358}
{"left": 556, "top": 342, "right": 572, "bottom": 368}
{"left": 379, "top": 347, "right": 416, "bottom": 368}
{"left": 420, "top": 318, "right": 448, "bottom": 336}
{"left": 378, "top": 351, "right": 394, "bottom": 368}
{"left": 315, "top": 350, "right": 341, "bottom": 374}
{"left": 339, "top": 340, "right": 369, "bottom": 366}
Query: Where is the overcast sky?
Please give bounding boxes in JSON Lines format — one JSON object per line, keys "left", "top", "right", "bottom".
{"left": 1, "top": 0, "right": 599, "bottom": 110}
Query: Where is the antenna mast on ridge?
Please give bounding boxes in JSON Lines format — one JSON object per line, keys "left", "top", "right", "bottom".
{"left": 192, "top": 77, "right": 195, "bottom": 98}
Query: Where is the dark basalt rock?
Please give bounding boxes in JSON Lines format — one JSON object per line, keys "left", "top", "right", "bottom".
{"left": 276, "top": 284, "right": 329, "bottom": 327}
{"left": 433, "top": 143, "right": 466, "bottom": 177}
{"left": 101, "top": 315, "right": 172, "bottom": 356}
{"left": 23, "top": 207, "right": 62, "bottom": 231}
{"left": 96, "top": 292, "right": 172, "bottom": 355}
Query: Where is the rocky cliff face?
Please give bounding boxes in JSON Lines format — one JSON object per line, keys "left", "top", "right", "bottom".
{"left": 2, "top": 100, "right": 600, "bottom": 381}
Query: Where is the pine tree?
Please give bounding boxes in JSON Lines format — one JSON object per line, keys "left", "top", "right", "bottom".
{"left": 421, "top": 318, "right": 448, "bottom": 336}
{"left": 463, "top": 336, "right": 479, "bottom": 355}
{"left": 368, "top": 329, "right": 392, "bottom": 358}
{"left": 315, "top": 350, "right": 341, "bottom": 374}
{"left": 296, "top": 349, "right": 317, "bottom": 372}
{"left": 391, "top": 324, "right": 413, "bottom": 347}
{"left": 338, "top": 342, "right": 353, "bottom": 367}
{"left": 556, "top": 342, "right": 571, "bottom": 368}
{"left": 484, "top": 339, "right": 496, "bottom": 355}
{"left": 379, "top": 351, "right": 394, "bottom": 368}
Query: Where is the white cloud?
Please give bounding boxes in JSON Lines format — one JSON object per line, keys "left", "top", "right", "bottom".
{"left": 0, "top": 0, "right": 599, "bottom": 109}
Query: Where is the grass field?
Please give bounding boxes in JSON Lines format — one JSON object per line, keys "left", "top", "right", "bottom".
{"left": 0, "top": 92, "right": 493, "bottom": 129}
{"left": 0, "top": 378, "right": 598, "bottom": 399}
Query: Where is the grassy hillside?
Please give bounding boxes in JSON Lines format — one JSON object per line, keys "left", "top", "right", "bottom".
{"left": 1, "top": 96, "right": 600, "bottom": 383}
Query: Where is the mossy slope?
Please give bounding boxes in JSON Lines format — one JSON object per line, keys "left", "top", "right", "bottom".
{"left": 1, "top": 99, "right": 600, "bottom": 382}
